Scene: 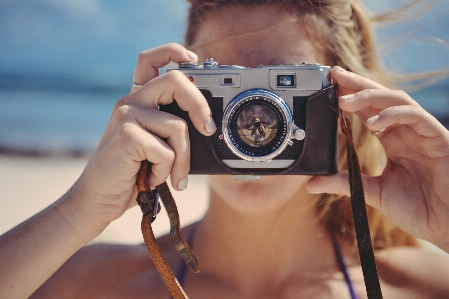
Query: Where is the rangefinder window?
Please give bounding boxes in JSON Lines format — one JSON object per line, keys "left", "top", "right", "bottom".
{"left": 224, "top": 77, "right": 233, "bottom": 84}
{"left": 276, "top": 74, "right": 295, "bottom": 87}
{"left": 220, "top": 76, "right": 236, "bottom": 86}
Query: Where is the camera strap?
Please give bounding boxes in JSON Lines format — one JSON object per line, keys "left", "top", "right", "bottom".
{"left": 135, "top": 160, "right": 199, "bottom": 299}
{"left": 340, "top": 113, "right": 383, "bottom": 299}
{"left": 134, "top": 114, "right": 383, "bottom": 299}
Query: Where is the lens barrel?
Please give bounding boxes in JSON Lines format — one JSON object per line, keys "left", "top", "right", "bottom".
{"left": 222, "top": 89, "right": 293, "bottom": 162}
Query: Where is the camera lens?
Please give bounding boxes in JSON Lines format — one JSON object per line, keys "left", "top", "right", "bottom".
{"left": 235, "top": 103, "right": 278, "bottom": 148}
{"left": 223, "top": 89, "right": 292, "bottom": 162}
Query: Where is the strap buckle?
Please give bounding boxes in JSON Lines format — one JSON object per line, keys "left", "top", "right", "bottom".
{"left": 136, "top": 189, "right": 160, "bottom": 223}
{"left": 151, "top": 191, "right": 160, "bottom": 222}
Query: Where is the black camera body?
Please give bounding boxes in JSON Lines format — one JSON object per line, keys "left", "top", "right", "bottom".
{"left": 161, "top": 59, "right": 338, "bottom": 176}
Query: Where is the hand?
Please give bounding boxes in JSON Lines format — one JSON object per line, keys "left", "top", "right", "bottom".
{"left": 0, "top": 43, "right": 217, "bottom": 299}
{"left": 307, "top": 66, "right": 449, "bottom": 251}
{"left": 70, "top": 43, "right": 216, "bottom": 227}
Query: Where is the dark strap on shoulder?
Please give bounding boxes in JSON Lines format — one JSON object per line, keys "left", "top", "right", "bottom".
{"left": 341, "top": 114, "right": 383, "bottom": 299}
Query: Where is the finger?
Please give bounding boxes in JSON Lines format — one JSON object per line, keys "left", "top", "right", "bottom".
{"left": 339, "top": 89, "right": 418, "bottom": 113}
{"left": 116, "top": 105, "right": 191, "bottom": 190}
{"left": 127, "top": 187, "right": 138, "bottom": 209}
{"left": 331, "top": 66, "right": 387, "bottom": 92}
{"left": 116, "top": 121, "right": 176, "bottom": 187}
{"left": 339, "top": 89, "right": 419, "bottom": 123}
{"left": 306, "top": 172, "right": 382, "bottom": 210}
{"left": 336, "top": 85, "right": 354, "bottom": 98}
{"left": 133, "top": 43, "right": 198, "bottom": 85}
{"left": 126, "top": 70, "right": 217, "bottom": 136}
{"left": 366, "top": 105, "right": 448, "bottom": 139}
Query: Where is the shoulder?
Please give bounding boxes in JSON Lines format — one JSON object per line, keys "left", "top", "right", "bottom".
{"left": 31, "top": 233, "right": 179, "bottom": 299}
{"left": 30, "top": 243, "right": 150, "bottom": 298}
{"left": 376, "top": 246, "right": 449, "bottom": 299}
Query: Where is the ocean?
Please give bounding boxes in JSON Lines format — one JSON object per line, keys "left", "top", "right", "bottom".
{"left": 0, "top": 75, "right": 448, "bottom": 156}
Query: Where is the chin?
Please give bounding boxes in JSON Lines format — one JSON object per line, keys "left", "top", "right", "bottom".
{"left": 208, "top": 175, "right": 310, "bottom": 215}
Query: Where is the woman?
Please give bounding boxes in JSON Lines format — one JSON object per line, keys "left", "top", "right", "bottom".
{"left": 1, "top": 0, "right": 449, "bottom": 298}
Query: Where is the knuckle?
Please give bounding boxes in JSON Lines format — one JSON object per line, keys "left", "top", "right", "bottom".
{"left": 411, "top": 106, "right": 427, "bottom": 122}
{"left": 385, "top": 106, "right": 399, "bottom": 115}
{"left": 117, "top": 122, "right": 138, "bottom": 143}
{"left": 113, "top": 96, "right": 128, "bottom": 111}
{"left": 137, "top": 50, "right": 148, "bottom": 62}
{"left": 165, "top": 70, "right": 186, "bottom": 84}
{"left": 171, "top": 118, "right": 189, "bottom": 134}
{"left": 165, "top": 42, "right": 181, "bottom": 50}
{"left": 113, "top": 104, "right": 132, "bottom": 122}
{"left": 392, "top": 89, "right": 416, "bottom": 104}
{"left": 411, "top": 105, "right": 425, "bottom": 113}
{"left": 393, "top": 89, "right": 408, "bottom": 98}
{"left": 361, "top": 89, "right": 376, "bottom": 100}
{"left": 165, "top": 148, "right": 176, "bottom": 163}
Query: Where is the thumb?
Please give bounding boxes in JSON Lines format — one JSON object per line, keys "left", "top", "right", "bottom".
{"left": 306, "top": 171, "right": 382, "bottom": 210}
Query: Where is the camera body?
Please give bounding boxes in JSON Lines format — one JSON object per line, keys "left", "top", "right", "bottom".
{"left": 162, "top": 58, "right": 338, "bottom": 176}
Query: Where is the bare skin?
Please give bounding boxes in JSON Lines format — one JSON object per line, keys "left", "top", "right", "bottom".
{"left": 1, "top": 4, "right": 449, "bottom": 299}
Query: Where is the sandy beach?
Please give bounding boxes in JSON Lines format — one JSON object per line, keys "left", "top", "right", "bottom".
{"left": 0, "top": 155, "right": 209, "bottom": 245}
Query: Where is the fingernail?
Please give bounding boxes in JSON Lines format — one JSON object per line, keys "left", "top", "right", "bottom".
{"left": 177, "top": 177, "right": 188, "bottom": 190}
{"left": 186, "top": 50, "right": 198, "bottom": 60}
{"left": 340, "top": 94, "right": 354, "bottom": 101}
{"left": 205, "top": 116, "right": 217, "bottom": 133}
{"left": 309, "top": 191, "right": 323, "bottom": 194}
{"left": 367, "top": 115, "right": 380, "bottom": 124}
{"left": 335, "top": 66, "right": 347, "bottom": 73}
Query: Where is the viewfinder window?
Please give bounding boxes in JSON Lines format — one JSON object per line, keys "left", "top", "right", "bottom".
{"left": 276, "top": 74, "right": 295, "bottom": 87}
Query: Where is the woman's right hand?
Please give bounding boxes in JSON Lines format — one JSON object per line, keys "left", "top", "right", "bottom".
{"left": 71, "top": 43, "right": 216, "bottom": 230}
{"left": 0, "top": 43, "right": 217, "bottom": 299}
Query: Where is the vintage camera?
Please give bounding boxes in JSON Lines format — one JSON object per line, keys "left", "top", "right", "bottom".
{"left": 162, "top": 58, "right": 338, "bottom": 176}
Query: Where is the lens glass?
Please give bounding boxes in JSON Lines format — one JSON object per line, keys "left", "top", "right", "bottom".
{"left": 234, "top": 103, "right": 279, "bottom": 148}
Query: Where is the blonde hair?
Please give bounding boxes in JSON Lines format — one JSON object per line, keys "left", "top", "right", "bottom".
{"left": 185, "top": 0, "right": 418, "bottom": 249}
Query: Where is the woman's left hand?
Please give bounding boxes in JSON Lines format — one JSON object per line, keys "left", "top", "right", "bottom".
{"left": 307, "top": 66, "right": 449, "bottom": 252}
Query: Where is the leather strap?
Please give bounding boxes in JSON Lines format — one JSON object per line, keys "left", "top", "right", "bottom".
{"left": 341, "top": 113, "right": 383, "bottom": 299}
{"left": 136, "top": 160, "right": 199, "bottom": 299}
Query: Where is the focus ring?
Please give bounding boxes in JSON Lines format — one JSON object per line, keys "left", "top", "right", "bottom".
{"left": 222, "top": 89, "right": 292, "bottom": 162}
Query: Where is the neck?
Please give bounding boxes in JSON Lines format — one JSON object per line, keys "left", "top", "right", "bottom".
{"left": 193, "top": 185, "right": 340, "bottom": 292}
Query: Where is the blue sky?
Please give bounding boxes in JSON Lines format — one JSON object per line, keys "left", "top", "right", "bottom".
{"left": 0, "top": 0, "right": 188, "bottom": 76}
{"left": 1, "top": 0, "right": 448, "bottom": 79}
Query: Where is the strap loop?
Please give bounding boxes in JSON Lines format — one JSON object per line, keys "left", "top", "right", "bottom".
{"left": 136, "top": 190, "right": 160, "bottom": 221}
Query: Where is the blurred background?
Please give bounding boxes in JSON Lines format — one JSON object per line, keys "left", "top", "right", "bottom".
{"left": 1, "top": 0, "right": 448, "bottom": 244}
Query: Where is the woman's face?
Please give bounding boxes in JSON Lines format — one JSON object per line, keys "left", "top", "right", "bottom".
{"left": 192, "top": 5, "right": 329, "bottom": 214}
